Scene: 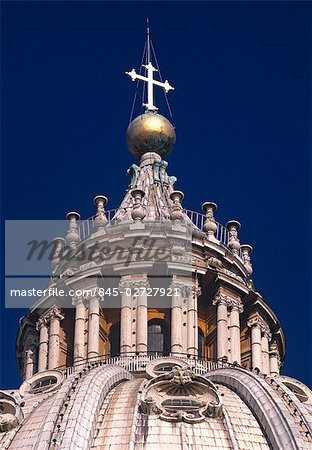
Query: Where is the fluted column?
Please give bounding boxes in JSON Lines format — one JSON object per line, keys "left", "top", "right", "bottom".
{"left": 48, "top": 308, "right": 64, "bottom": 369}
{"left": 37, "top": 317, "right": 49, "bottom": 372}
{"left": 213, "top": 294, "right": 230, "bottom": 360}
{"left": 72, "top": 295, "right": 86, "bottom": 365}
{"left": 247, "top": 315, "right": 263, "bottom": 371}
{"left": 261, "top": 330, "right": 271, "bottom": 376}
{"left": 170, "top": 282, "right": 184, "bottom": 355}
{"left": 119, "top": 279, "right": 133, "bottom": 355}
{"left": 136, "top": 279, "right": 149, "bottom": 354}
{"left": 229, "top": 299, "right": 243, "bottom": 364}
{"left": 87, "top": 294, "right": 101, "bottom": 360}
{"left": 187, "top": 285, "right": 200, "bottom": 356}
{"left": 269, "top": 341, "right": 280, "bottom": 377}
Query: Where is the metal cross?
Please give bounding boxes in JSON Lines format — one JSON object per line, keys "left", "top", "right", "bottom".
{"left": 126, "top": 61, "right": 174, "bottom": 111}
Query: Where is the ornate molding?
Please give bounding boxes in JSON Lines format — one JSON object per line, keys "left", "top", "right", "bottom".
{"left": 141, "top": 364, "right": 222, "bottom": 423}
{"left": 118, "top": 278, "right": 150, "bottom": 292}
{"left": 213, "top": 294, "right": 243, "bottom": 312}
{"left": 38, "top": 307, "right": 64, "bottom": 325}
{"left": 247, "top": 313, "right": 271, "bottom": 336}
{"left": 72, "top": 294, "right": 85, "bottom": 307}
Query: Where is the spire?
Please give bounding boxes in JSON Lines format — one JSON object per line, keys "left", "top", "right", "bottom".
{"left": 125, "top": 19, "right": 174, "bottom": 112}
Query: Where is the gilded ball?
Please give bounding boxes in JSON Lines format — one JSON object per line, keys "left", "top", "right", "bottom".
{"left": 126, "top": 112, "right": 176, "bottom": 159}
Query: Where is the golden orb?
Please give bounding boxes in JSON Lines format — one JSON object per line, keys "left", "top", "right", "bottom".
{"left": 126, "top": 112, "right": 176, "bottom": 159}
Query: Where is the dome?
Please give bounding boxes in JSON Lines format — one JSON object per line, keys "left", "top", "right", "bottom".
{"left": 126, "top": 112, "right": 176, "bottom": 159}
{"left": 2, "top": 358, "right": 311, "bottom": 449}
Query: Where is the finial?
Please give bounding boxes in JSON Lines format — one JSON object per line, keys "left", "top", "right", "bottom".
{"left": 240, "top": 244, "right": 253, "bottom": 275}
{"left": 226, "top": 220, "right": 241, "bottom": 255}
{"left": 170, "top": 190, "right": 184, "bottom": 222}
{"left": 130, "top": 188, "right": 146, "bottom": 220}
{"left": 93, "top": 195, "right": 108, "bottom": 232}
{"left": 51, "top": 237, "right": 65, "bottom": 274}
{"left": 66, "top": 212, "right": 80, "bottom": 250}
{"left": 202, "top": 202, "right": 218, "bottom": 242}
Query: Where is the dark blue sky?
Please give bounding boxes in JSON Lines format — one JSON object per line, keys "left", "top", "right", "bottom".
{"left": 1, "top": 2, "right": 311, "bottom": 387}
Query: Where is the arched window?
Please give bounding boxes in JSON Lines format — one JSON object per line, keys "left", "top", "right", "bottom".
{"left": 109, "top": 322, "right": 120, "bottom": 357}
{"left": 198, "top": 327, "right": 204, "bottom": 358}
{"left": 148, "top": 319, "right": 170, "bottom": 356}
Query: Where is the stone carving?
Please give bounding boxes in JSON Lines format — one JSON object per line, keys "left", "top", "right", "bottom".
{"left": 247, "top": 313, "right": 271, "bottom": 337}
{"left": 170, "top": 191, "right": 184, "bottom": 222}
{"left": 152, "top": 158, "right": 176, "bottom": 187}
{"left": 240, "top": 244, "right": 253, "bottom": 276}
{"left": 218, "top": 267, "right": 244, "bottom": 284}
{"left": 130, "top": 189, "right": 146, "bottom": 221}
{"left": 51, "top": 237, "right": 66, "bottom": 274}
{"left": 118, "top": 278, "right": 150, "bottom": 293}
{"left": 78, "top": 261, "right": 97, "bottom": 272}
{"left": 152, "top": 158, "right": 162, "bottom": 183}
{"left": 168, "top": 175, "right": 177, "bottom": 186}
{"left": 213, "top": 293, "right": 243, "bottom": 312}
{"left": 65, "top": 212, "right": 80, "bottom": 250}
{"left": 159, "top": 160, "right": 168, "bottom": 184}
{"left": 93, "top": 195, "right": 108, "bottom": 232}
{"left": 127, "top": 164, "right": 141, "bottom": 188}
{"left": 226, "top": 220, "right": 241, "bottom": 255}
{"left": 207, "top": 256, "right": 223, "bottom": 269}
{"left": 202, "top": 202, "right": 218, "bottom": 242}
{"left": 0, "top": 392, "right": 20, "bottom": 432}
{"left": 141, "top": 364, "right": 222, "bottom": 423}
{"left": 59, "top": 267, "right": 79, "bottom": 279}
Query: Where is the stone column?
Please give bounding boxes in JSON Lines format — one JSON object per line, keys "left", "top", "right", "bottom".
{"left": 119, "top": 279, "right": 133, "bottom": 355}
{"left": 187, "top": 285, "right": 201, "bottom": 356}
{"left": 136, "top": 279, "right": 149, "bottom": 355}
{"left": 24, "top": 349, "right": 34, "bottom": 380}
{"left": 37, "top": 317, "right": 49, "bottom": 372}
{"left": 72, "top": 295, "right": 86, "bottom": 365}
{"left": 261, "top": 330, "right": 271, "bottom": 376}
{"left": 170, "top": 282, "right": 184, "bottom": 355}
{"left": 229, "top": 299, "right": 243, "bottom": 364}
{"left": 48, "top": 308, "right": 64, "bottom": 369}
{"left": 269, "top": 341, "right": 280, "bottom": 377}
{"left": 87, "top": 294, "right": 101, "bottom": 361}
{"left": 213, "top": 294, "right": 230, "bottom": 360}
{"left": 247, "top": 315, "right": 263, "bottom": 371}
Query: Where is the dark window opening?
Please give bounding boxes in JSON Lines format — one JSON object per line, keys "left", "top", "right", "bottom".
{"left": 148, "top": 319, "right": 170, "bottom": 356}
{"left": 109, "top": 322, "right": 120, "bottom": 357}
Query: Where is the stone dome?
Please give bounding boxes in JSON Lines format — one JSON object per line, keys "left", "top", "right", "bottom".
{"left": 126, "top": 112, "right": 176, "bottom": 159}
{"left": 1, "top": 358, "right": 311, "bottom": 449}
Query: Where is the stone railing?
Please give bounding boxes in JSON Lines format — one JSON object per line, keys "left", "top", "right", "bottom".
{"left": 61, "top": 353, "right": 234, "bottom": 379}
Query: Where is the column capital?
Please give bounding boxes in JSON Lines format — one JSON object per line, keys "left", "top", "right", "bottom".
{"left": 229, "top": 298, "right": 243, "bottom": 313}
{"left": 213, "top": 293, "right": 232, "bottom": 308}
{"left": 262, "top": 329, "right": 272, "bottom": 341}
{"left": 185, "top": 284, "right": 201, "bottom": 298}
{"left": 247, "top": 312, "right": 270, "bottom": 336}
{"left": 45, "top": 307, "right": 65, "bottom": 323}
{"left": 36, "top": 316, "right": 48, "bottom": 330}
{"left": 269, "top": 340, "right": 279, "bottom": 354}
{"left": 119, "top": 278, "right": 149, "bottom": 292}
{"left": 72, "top": 294, "right": 85, "bottom": 307}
